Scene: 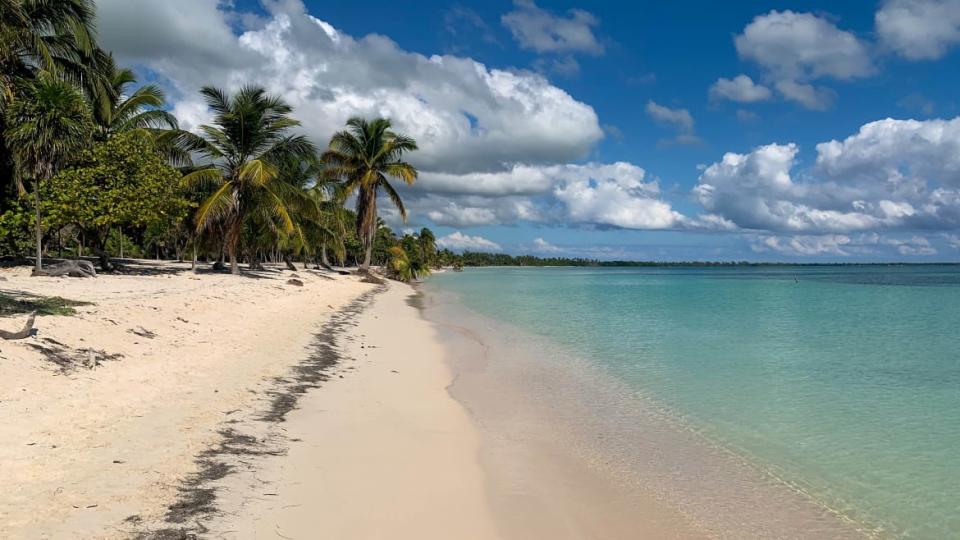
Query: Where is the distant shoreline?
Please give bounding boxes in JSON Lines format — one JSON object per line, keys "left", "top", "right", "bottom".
{"left": 459, "top": 258, "right": 960, "bottom": 268}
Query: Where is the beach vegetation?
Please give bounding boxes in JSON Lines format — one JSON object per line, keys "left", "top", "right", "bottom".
{"left": 321, "top": 117, "right": 418, "bottom": 272}
{"left": 179, "top": 86, "right": 317, "bottom": 275}
{"left": 42, "top": 131, "right": 191, "bottom": 270}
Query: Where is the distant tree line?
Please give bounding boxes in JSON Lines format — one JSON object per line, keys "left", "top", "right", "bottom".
{"left": 453, "top": 252, "right": 955, "bottom": 267}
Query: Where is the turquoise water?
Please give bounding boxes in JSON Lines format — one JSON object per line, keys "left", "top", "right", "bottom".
{"left": 427, "top": 266, "right": 960, "bottom": 539}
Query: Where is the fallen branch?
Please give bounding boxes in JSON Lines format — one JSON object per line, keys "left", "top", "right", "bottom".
{"left": 0, "top": 311, "right": 36, "bottom": 340}
{"left": 32, "top": 260, "right": 97, "bottom": 278}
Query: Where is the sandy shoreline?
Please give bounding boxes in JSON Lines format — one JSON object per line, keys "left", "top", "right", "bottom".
{"left": 0, "top": 261, "right": 372, "bottom": 537}
{"left": 1, "top": 260, "right": 859, "bottom": 539}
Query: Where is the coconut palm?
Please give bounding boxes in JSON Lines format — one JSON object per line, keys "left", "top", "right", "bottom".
{"left": 321, "top": 117, "right": 418, "bottom": 271}
{"left": 86, "top": 55, "right": 191, "bottom": 167}
{"left": 417, "top": 227, "right": 436, "bottom": 267}
{"left": 0, "top": 0, "right": 100, "bottom": 100}
{"left": 5, "top": 74, "right": 91, "bottom": 271}
{"left": 180, "top": 86, "right": 316, "bottom": 275}
{"left": 89, "top": 55, "right": 178, "bottom": 138}
{"left": 0, "top": 0, "right": 104, "bottom": 200}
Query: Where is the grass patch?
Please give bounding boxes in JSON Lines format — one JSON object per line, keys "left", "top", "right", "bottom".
{"left": 0, "top": 293, "right": 92, "bottom": 317}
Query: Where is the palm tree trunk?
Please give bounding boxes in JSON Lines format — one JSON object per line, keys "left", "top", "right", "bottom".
{"left": 362, "top": 242, "right": 373, "bottom": 270}
{"left": 228, "top": 246, "right": 239, "bottom": 275}
{"left": 321, "top": 242, "right": 331, "bottom": 267}
{"left": 33, "top": 183, "right": 42, "bottom": 273}
{"left": 359, "top": 193, "right": 376, "bottom": 272}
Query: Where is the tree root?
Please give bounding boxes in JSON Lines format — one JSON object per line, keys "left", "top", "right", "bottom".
{"left": 0, "top": 311, "right": 37, "bottom": 340}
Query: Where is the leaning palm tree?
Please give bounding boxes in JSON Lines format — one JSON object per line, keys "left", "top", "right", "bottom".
{"left": 180, "top": 86, "right": 316, "bottom": 275}
{"left": 5, "top": 74, "right": 91, "bottom": 272}
{"left": 321, "top": 117, "right": 418, "bottom": 272}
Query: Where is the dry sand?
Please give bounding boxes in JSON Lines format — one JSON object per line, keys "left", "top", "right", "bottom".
{"left": 0, "top": 261, "right": 371, "bottom": 538}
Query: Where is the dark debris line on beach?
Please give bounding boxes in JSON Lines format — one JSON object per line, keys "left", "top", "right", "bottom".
{"left": 133, "top": 284, "right": 386, "bottom": 540}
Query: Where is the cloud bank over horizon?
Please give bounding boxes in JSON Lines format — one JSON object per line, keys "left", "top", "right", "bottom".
{"left": 94, "top": 0, "right": 960, "bottom": 260}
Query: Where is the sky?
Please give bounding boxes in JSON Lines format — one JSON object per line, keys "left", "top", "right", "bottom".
{"left": 94, "top": 0, "right": 960, "bottom": 261}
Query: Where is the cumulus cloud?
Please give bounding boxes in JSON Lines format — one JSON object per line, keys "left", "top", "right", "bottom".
{"left": 735, "top": 10, "right": 874, "bottom": 81}
{"left": 415, "top": 194, "right": 542, "bottom": 227}
{"left": 709, "top": 74, "right": 772, "bottom": 103}
{"left": 876, "top": 0, "right": 960, "bottom": 60}
{"left": 96, "top": 0, "right": 603, "bottom": 176}
{"left": 695, "top": 117, "right": 960, "bottom": 235}
{"left": 501, "top": 0, "right": 603, "bottom": 55}
{"left": 407, "top": 162, "right": 686, "bottom": 230}
{"left": 436, "top": 231, "right": 502, "bottom": 252}
{"left": 553, "top": 163, "right": 683, "bottom": 229}
{"left": 733, "top": 10, "right": 873, "bottom": 109}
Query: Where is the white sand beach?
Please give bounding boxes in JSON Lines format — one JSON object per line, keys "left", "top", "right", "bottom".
{"left": 0, "top": 262, "right": 372, "bottom": 537}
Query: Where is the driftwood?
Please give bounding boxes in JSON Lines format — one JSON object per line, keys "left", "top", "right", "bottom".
{"left": 32, "top": 260, "right": 97, "bottom": 278}
{"left": 0, "top": 311, "right": 37, "bottom": 340}
{"left": 286, "top": 278, "right": 304, "bottom": 287}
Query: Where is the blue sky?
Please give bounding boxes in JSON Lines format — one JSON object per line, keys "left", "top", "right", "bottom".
{"left": 96, "top": 0, "right": 960, "bottom": 261}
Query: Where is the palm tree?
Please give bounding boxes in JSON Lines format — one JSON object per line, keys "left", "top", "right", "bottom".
{"left": 0, "top": 0, "right": 100, "bottom": 100}
{"left": 86, "top": 55, "right": 191, "bottom": 168}
{"left": 0, "top": 0, "right": 105, "bottom": 200}
{"left": 5, "top": 74, "right": 91, "bottom": 272}
{"left": 180, "top": 86, "right": 316, "bottom": 274}
{"left": 321, "top": 117, "right": 418, "bottom": 272}
{"left": 89, "top": 55, "right": 178, "bottom": 139}
{"left": 417, "top": 227, "right": 436, "bottom": 268}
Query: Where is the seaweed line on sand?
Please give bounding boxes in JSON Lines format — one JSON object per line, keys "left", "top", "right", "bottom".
{"left": 133, "top": 284, "right": 386, "bottom": 539}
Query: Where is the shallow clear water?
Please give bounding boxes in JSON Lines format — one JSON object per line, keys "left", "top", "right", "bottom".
{"left": 427, "top": 266, "right": 960, "bottom": 539}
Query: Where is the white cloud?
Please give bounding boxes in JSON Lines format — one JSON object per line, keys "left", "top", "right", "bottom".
{"left": 645, "top": 100, "right": 694, "bottom": 132}
{"left": 695, "top": 117, "right": 960, "bottom": 234}
{"left": 752, "top": 234, "right": 854, "bottom": 256}
{"left": 709, "top": 74, "right": 772, "bottom": 103}
{"left": 752, "top": 232, "right": 940, "bottom": 256}
{"left": 881, "top": 235, "right": 937, "bottom": 255}
{"left": 646, "top": 100, "right": 700, "bottom": 145}
{"left": 735, "top": 10, "right": 874, "bottom": 81}
{"left": 877, "top": 0, "right": 960, "bottom": 60}
{"left": 96, "top": 0, "right": 603, "bottom": 176}
{"left": 733, "top": 10, "right": 873, "bottom": 109}
{"left": 406, "top": 162, "right": 685, "bottom": 230}
{"left": 553, "top": 163, "right": 683, "bottom": 229}
{"left": 774, "top": 80, "right": 835, "bottom": 111}
{"left": 417, "top": 165, "right": 554, "bottom": 196}
{"left": 814, "top": 117, "right": 960, "bottom": 185}
{"left": 436, "top": 231, "right": 502, "bottom": 252}
{"left": 501, "top": 0, "right": 603, "bottom": 55}
{"left": 532, "top": 238, "right": 562, "bottom": 253}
